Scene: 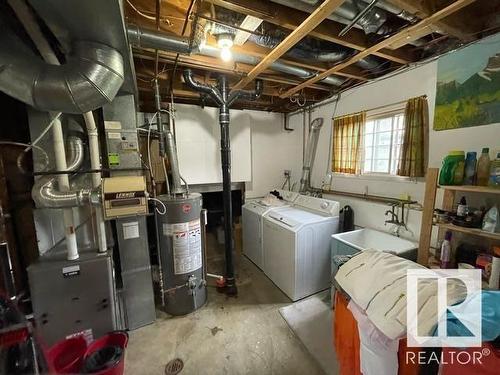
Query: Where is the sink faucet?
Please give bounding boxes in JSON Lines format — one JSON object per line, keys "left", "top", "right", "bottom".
{"left": 385, "top": 202, "right": 408, "bottom": 237}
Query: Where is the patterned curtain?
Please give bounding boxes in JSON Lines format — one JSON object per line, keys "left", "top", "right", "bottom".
{"left": 332, "top": 112, "right": 366, "bottom": 174}
{"left": 397, "top": 96, "right": 429, "bottom": 177}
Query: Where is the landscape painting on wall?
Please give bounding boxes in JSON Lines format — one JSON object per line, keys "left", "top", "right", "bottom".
{"left": 434, "top": 33, "right": 500, "bottom": 131}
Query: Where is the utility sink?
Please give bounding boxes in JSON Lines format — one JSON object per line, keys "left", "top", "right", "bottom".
{"left": 331, "top": 228, "right": 418, "bottom": 262}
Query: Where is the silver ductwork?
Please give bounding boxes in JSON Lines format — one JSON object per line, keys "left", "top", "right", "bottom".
{"left": 270, "top": 0, "right": 417, "bottom": 33}
{"left": 0, "top": 34, "right": 125, "bottom": 114}
{"left": 32, "top": 136, "right": 98, "bottom": 208}
{"left": 300, "top": 118, "right": 324, "bottom": 193}
{"left": 127, "top": 25, "right": 345, "bottom": 87}
{"left": 211, "top": 8, "right": 385, "bottom": 72}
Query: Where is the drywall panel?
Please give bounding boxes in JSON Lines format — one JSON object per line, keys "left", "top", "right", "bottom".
{"left": 174, "top": 104, "right": 251, "bottom": 184}
{"left": 160, "top": 105, "right": 303, "bottom": 198}
{"left": 288, "top": 57, "right": 500, "bottom": 242}
{"left": 244, "top": 111, "right": 303, "bottom": 199}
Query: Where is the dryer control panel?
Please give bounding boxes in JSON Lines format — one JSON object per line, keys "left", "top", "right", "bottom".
{"left": 294, "top": 195, "right": 339, "bottom": 216}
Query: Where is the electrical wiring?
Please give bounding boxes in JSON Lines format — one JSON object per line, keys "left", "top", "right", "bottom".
{"left": 0, "top": 141, "right": 50, "bottom": 173}
{"left": 147, "top": 112, "right": 159, "bottom": 181}
{"left": 148, "top": 197, "right": 167, "bottom": 215}
{"left": 25, "top": 112, "right": 62, "bottom": 152}
{"left": 126, "top": 0, "right": 173, "bottom": 26}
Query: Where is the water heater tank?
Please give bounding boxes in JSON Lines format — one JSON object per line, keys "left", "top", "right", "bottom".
{"left": 157, "top": 193, "right": 207, "bottom": 315}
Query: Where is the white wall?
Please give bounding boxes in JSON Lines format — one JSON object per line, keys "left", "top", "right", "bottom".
{"left": 289, "top": 59, "right": 500, "bottom": 242}
{"left": 171, "top": 104, "right": 303, "bottom": 199}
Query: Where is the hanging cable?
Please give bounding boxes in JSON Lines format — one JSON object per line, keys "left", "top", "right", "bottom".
{"left": 148, "top": 197, "right": 167, "bottom": 215}
{"left": 25, "top": 112, "right": 62, "bottom": 152}
{"left": 0, "top": 141, "right": 50, "bottom": 174}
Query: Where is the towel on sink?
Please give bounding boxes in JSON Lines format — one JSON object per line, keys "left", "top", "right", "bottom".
{"left": 334, "top": 250, "right": 468, "bottom": 339}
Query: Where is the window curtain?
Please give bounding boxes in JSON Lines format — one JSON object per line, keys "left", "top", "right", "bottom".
{"left": 397, "top": 96, "right": 429, "bottom": 177}
{"left": 332, "top": 112, "right": 366, "bottom": 174}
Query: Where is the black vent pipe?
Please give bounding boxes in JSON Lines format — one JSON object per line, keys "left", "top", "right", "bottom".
{"left": 183, "top": 69, "right": 263, "bottom": 296}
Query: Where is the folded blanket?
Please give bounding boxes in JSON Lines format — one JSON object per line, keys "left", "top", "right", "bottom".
{"left": 335, "top": 250, "right": 468, "bottom": 339}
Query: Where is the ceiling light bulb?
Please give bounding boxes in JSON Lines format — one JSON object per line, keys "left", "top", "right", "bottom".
{"left": 217, "top": 33, "right": 234, "bottom": 49}
{"left": 220, "top": 47, "right": 232, "bottom": 62}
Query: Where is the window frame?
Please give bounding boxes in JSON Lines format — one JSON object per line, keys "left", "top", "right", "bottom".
{"left": 331, "top": 106, "right": 415, "bottom": 182}
{"left": 361, "top": 109, "right": 405, "bottom": 177}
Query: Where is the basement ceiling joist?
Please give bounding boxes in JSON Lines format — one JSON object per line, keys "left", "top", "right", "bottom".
{"left": 280, "top": 0, "right": 478, "bottom": 98}
{"left": 207, "top": 0, "right": 416, "bottom": 64}
{"left": 126, "top": 0, "right": 499, "bottom": 112}
{"left": 232, "top": 0, "right": 346, "bottom": 90}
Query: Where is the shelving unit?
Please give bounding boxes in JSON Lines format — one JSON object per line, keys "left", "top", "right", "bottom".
{"left": 417, "top": 168, "right": 500, "bottom": 265}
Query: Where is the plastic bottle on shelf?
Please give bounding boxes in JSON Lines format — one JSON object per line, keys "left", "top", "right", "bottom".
{"left": 477, "top": 148, "right": 491, "bottom": 186}
{"left": 488, "top": 152, "right": 500, "bottom": 188}
{"left": 440, "top": 231, "right": 452, "bottom": 269}
{"left": 439, "top": 151, "right": 465, "bottom": 185}
{"left": 457, "top": 196, "right": 468, "bottom": 217}
{"left": 464, "top": 151, "right": 477, "bottom": 185}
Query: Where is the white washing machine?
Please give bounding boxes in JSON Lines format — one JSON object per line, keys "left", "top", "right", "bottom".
{"left": 242, "top": 190, "right": 299, "bottom": 270}
{"left": 262, "top": 195, "right": 339, "bottom": 301}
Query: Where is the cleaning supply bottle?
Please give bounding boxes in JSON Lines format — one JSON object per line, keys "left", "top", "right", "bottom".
{"left": 457, "top": 196, "right": 468, "bottom": 217}
{"left": 477, "top": 148, "right": 491, "bottom": 186}
{"left": 488, "top": 152, "right": 500, "bottom": 188}
{"left": 464, "top": 152, "right": 477, "bottom": 185}
{"left": 440, "top": 231, "right": 452, "bottom": 269}
{"left": 439, "top": 151, "right": 465, "bottom": 185}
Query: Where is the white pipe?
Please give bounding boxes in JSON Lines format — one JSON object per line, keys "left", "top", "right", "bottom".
{"left": 10, "top": 0, "right": 80, "bottom": 260}
{"left": 52, "top": 118, "right": 79, "bottom": 260}
{"left": 83, "top": 112, "right": 107, "bottom": 253}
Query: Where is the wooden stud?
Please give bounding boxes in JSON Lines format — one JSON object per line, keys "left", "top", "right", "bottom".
{"left": 232, "top": 0, "right": 346, "bottom": 90}
{"left": 418, "top": 168, "right": 439, "bottom": 266}
{"left": 280, "top": 0, "right": 477, "bottom": 98}
{"left": 207, "top": 0, "right": 414, "bottom": 64}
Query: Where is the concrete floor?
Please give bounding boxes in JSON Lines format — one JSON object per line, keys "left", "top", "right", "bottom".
{"left": 125, "top": 232, "right": 325, "bottom": 374}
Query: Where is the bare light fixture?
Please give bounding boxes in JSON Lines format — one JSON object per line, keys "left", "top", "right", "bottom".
{"left": 217, "top": 33, "right": 234, "bottom": 62}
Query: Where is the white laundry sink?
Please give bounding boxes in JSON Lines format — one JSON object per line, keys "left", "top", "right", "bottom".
{"left": 332, "top": 228, "right": 417, "bottom": 257}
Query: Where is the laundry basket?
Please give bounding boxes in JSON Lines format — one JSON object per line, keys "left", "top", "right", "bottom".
{"left": 46, "top": 336, "right": 88, "bottom": 374}
{"left": 81, "top": 331, "right": 129, "bottom": 375}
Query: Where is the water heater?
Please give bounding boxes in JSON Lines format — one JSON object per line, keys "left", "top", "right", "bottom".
{"left": 156, "top": 193, "right": 207, "bottom": 315}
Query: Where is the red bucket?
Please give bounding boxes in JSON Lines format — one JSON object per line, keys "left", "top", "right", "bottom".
{"left": 46, "top": 336, "right": 88, "bottom": 374}
{"left": 81, "top": 331, "right": 129, "bottom": 375}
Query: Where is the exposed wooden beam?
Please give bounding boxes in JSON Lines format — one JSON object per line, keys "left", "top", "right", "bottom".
{"left": 280, "top": 0, "right": 477, "bottom": 98}
{"left": 133, "top": 49, "right": 336, "bottom": 91}
{"left": 386, "top": 0, "right": 476, "bottom": 42}
{"left": 232, "top": 0, "right": 346, "bottom": 90}
{"left": 207, "top": 0, "right": 415, "bottom": 64}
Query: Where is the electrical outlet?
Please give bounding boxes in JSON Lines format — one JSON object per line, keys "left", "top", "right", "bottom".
{"left": 284, "top": 170, "right": 291, "bottom": 177}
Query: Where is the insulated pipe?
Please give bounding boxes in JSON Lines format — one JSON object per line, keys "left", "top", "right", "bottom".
{"left": 299, "top": 117, "right": 324, "bottom": 193}
{"left": 183, "top": 69, "right": 262, "bottom": 296}
{"left": 31, "top": 135, "right": 97, "bottom": 209}
{"left": 83, "top": 112, "right": 107, "bottom": 253}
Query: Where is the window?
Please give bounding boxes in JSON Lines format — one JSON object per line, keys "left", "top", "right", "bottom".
{"left": 362, "top": 111, "right": 405, "bottom": 175}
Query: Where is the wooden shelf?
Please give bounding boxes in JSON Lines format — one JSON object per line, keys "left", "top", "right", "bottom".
{"left": 436, "top": 222, "right": 500, "bottom": 241}
{"left": 438, "top": 185, "right": 500, "bottom": 194}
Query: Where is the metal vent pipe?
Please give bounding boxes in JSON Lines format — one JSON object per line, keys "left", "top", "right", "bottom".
{"left": 31, "top": 136, "right": 98, "bottom": 208}
{"left": 299, "top": 118, "right": 324, "bottom": 192}
{"left": 127, "top": 24, "right": 345, "bottom": 87}
{"left": 183, "top": 69, "right": 263, "bottom": 296}
{"left": 0, "top": 40, "right": 125, "bottom": 114}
